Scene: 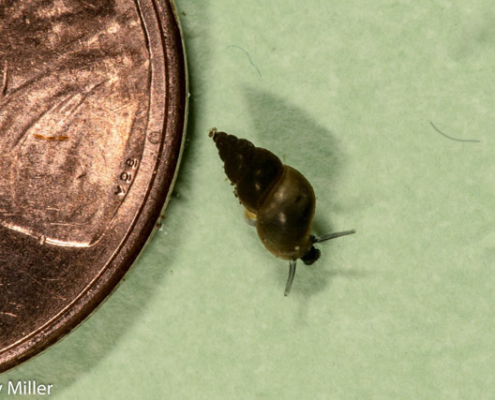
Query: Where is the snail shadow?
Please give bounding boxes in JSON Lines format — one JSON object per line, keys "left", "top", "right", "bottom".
{"left": 242, "top": 88, "right": 361, "bottom": 306}
{"left": 242, "top": 87, "right": 344, "bottom": 190}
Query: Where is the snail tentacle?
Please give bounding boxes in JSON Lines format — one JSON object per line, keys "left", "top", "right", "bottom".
{"left": 313, "top": 230, "right": 356, "bottom": 243}
{"left": 284, "top": 260, "right": 297, "bottom": 297}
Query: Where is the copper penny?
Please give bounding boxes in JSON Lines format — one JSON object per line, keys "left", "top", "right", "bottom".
{"left": 0, "top": 0, "right": 187, "bottom": 371}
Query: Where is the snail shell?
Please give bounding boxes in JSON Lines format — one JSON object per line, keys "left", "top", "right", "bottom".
{"left": 210, "top": 130, "right": 315, "bottom": 261}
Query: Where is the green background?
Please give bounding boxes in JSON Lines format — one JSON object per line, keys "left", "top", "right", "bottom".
{"left": 3, "top": 0, "right": 495, "bottom": 398}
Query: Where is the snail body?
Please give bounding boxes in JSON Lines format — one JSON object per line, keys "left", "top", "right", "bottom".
{"left": 209, "top": 129, "right": 354, "bottom": 295}
{"left": 253, "top": 165, "right": 315, "bottom": 260}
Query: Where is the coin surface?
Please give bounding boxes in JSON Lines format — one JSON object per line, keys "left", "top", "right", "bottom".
{"left": 0, "top": 0, "right": 187, "bottom": 372}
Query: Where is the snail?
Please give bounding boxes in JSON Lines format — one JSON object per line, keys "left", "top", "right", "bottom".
{"left": 209, "top": 128, "right": 355, "bottom": 296}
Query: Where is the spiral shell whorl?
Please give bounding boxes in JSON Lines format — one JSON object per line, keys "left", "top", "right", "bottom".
{"left": 210, "top": 131, "right": 284, "bottom": 212}
{"left": 210, "top": 130, "right": 255, "bottom": 184}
